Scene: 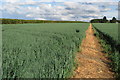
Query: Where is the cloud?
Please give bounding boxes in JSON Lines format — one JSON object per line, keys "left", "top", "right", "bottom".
{"left": 1, "top": 0, "right": 34, "bottom": 3}
{"left": 1, "top": 0, "right": 119, "bottom": 3}
{"left": 40, "top": 0, "right": 119, "bottom": 2}
{"left": 1, "top": 2, "right": 118, "bottom": 21}
{"left": 2, "top": 0, "right": 20, "bottom": 3}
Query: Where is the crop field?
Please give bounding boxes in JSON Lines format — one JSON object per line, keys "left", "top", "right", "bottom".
{"left": 0, "top": 25, "right": 2, "bottom": 79}
{"left": 93, "top": 23, "right": 120, "bottom": 78}
{"left": 2, "top": 23, "right": 89, "bottom": 78}
{"left": 2, "top": 23, "right": 120, "bottom": 78}
{"left": 93, "top": 23, "right": 119, "bottom": 43}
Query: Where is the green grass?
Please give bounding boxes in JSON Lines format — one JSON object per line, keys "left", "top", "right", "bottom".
{"left": 93, "top": 23, "right": 120, "bottom": 78}
{"left": 2, "top": 23, "right": 89, "bottom": 78}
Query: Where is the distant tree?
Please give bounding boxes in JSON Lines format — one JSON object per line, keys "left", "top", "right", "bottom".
{"left": 102, "top": 16, "right": 108, "bottom": 23}
{"left": 90, "top": 16, "right": 108, "bottom": 23}
{"left": 103, "top": 16, "right": 107, "bottom": 20}
{"left": 117, "top": 20, "right": 120, "bottom": 23}
{"left": 110, "top": 17, "right": 117, "bottom": 23}
{"left": 90, "top": 19, "right": 103, "bottom": 23}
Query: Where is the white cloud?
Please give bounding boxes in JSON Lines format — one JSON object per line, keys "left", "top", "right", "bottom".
{"left": 39, "top": 0, "right": 119, "bottom": 2}
{"left": 3, "top": 0, "right": 20, "bottom": 3}
{"left": 1, "top": 0, "right": 119, "bottom": 3}
{"left": 2, "top": 0, "right": 35, "bottom": 3}
{"left": 1, "top": 2, "right": 118, "bottom": 21}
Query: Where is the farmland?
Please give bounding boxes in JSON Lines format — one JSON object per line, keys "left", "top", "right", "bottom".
{"left": 93, "top": 23, "right": 118, "bottom": 43}
{"left": 93, "top": 23, "right": 120, "bottom": 78}
{"left": 0, "top": 24, "right": 2, "bottom": 79}
{"left": 2, "top": 23, "right": 89, "bottom": 78}
{"left": 1, "top": 0, "right": 119, "bottom": 78}
{"left": 2, "top": 23, "right": 120, "bottom": 78}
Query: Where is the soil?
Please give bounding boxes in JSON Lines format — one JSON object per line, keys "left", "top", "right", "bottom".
{"left": 72, "top": 23, "right": 114, "bottom": 78}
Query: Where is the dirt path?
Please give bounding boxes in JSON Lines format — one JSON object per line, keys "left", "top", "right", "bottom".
{"left": 72, "top": 23, "right": 114, "bottom": 78}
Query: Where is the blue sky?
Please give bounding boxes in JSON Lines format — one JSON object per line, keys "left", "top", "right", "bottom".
{"left": 0, "top": 0, "right": 119, "bottom": 21}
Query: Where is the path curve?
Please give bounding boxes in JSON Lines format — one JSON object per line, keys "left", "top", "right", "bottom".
{"left": 72, "top": 23, "right": 114, "bottom": 78}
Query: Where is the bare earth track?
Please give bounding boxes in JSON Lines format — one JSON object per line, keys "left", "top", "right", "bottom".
{"left": 72, "top": 24, "right": 114, "bottom": 78}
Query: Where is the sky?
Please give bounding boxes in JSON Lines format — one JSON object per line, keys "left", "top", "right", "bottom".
{"left": 0, "top": 0, "right": 119, "bottom": 22}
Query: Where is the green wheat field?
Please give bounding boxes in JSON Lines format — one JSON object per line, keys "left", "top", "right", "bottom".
{"left": 2, "top": 23, "right": 119, "bottom": 78}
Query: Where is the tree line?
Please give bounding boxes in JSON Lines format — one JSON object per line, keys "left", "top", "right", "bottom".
{"left": 90, "top": 16, "right": 119, "bottom": 23}
{"left": 0, "top": 18, "right": 87, "bottom": 24}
